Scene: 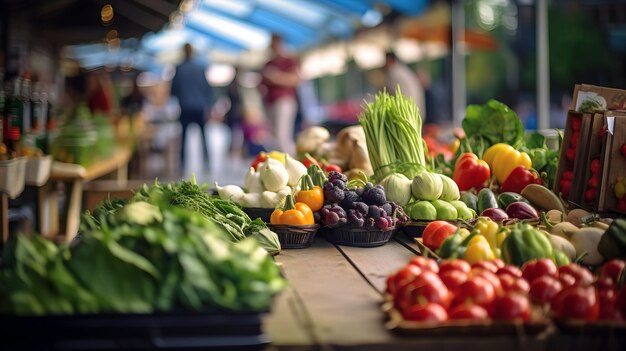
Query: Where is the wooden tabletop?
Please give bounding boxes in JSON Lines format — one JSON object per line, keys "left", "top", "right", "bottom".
{"left": 265, "top": 234, "right": 625, "bottom": 351}
{"left": 49, "top": 146, "right": 132, "bottom": 182}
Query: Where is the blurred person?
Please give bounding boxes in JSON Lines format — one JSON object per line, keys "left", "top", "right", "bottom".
{"left": 121, "top": 77, "right": 145, "bottom": 117}
{"left": 260, "top": 34, "right": 300, "bottom": 155}
{"left": 225, "top": 69, "right": 245, "bottom": 155}
{"left": 86, "top": 71, "right": 115, "bottom": 116}
{"left": 384, "top": 52, "right": 426, "bottom": 119}
{"left": 170, "top": 43, "right": 214, "bottom": 170}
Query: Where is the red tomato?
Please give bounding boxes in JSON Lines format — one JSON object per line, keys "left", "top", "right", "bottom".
{"left": 386, "top": 273, "right": 396, "bottom": 294}
{"left": 584, "top": 188, "right": 597, "bottom": 203}
{"left": 439, "top": 270, "right": 468, "bottom": 291}
{"left": 595, "top": 276, "right": 615, "bottom": 291}
{"left": 453, "top": 276, "right": 496, "bottom": 308}
{"left": 490, "top": 293, "right": 531, "bottom": 321}
{"left": 551, "top": 285, "right": 599, "bottom": 321}
{"left": 559, "top": 274, "right": 577, "bottom": 288}
{"left": 499, "top": 274, "right": 530, "bottom": 294}
{"left": 393, "top": 265, "right": 423, "bottom": 292}
{"left": 409, "top": 256, "right": 439, "bottom": 273}
{"left": 566, "top": 148, "right": 576, "bottom": 162}
{"left": 403, "top": 303, "right": 448, "bottom": 322}
{"left": 529, "top": 275, "right": 563, "bottom": 305}
{"left": 570, "top": 132, "right": 580, "bottom": 148}
{"left": 496, "top": 265, "right": 523, "bottom": 278}
{"left": 599, "top": 259, "right": 626, "bottom": 284}
{"left": 571, "top": 116, "right": 581, "bottom": 132}
{"left": 590, "top": 158, "right": 601, "bottom": 175}
{"left": 439, "top": 259, "right": 471, "bottom": 274}
{"left": 471, "top": 261, "right": 498, "bottom": 273}
{"left": 558, "top": 264, "right": 594, "bottom": 286}
{"left": 422, "top": 221, "right": 457, "bottom": 251}
{"left": 617, "top": 284, "right": 626, "bottom": 318}
{"left": 562, "top": 171, "right": 574, "bottom": 181}
{"left": 406, "top": 271, "right": 452, "bottom": 310}
{"left": 622, "top": 143, "right": 626, "bottom": 158}
{"left": 587, "top": 176, "right": 599, "bottom": 189}
{"left": 492, "top": 258, "right": 505, "bottom": 269}
{"left": 324, "top": 164, "right": 342, "bottom": 173}
{"left": 469, "top": 269, "right": 503, "bottom": 296}
{"left": 522, "top": 258, "right": 558, "bottom": 283}
{"left": 598, "top": 288, "right": 623, "bottom": 321}
{"left": 449, "top": 304, "right": 489, "bottom": 321}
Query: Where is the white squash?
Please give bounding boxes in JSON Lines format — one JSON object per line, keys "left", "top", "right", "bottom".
{"left": 261, "top": 191, "right": 282, "bottom": 208}
{"left": 244, "top": 167, "right": 265, "bottom": 193}
{"left": 284, "top": 154, "right": 307, "bottom": 187}
{"left": 259, "top": 161, "right": 289, "bottom": 192}
{"left": 215, "top": 182, "right": 245, "bottom": 200}
{"left": 238, "top": 193, "right": 262, "bottom": 208}
{"left": 570, "top": 227, "right": 604, "bottom": 265}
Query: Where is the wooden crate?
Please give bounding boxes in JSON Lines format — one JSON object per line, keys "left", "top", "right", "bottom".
{"left": 575, "top": 112, "right": 607, "bottom": 210}
{"left": 598, "top": 112, "right": 626, "bottom": 214}
{"left": 553, "top": 111, "right": 587, "bottom": 201}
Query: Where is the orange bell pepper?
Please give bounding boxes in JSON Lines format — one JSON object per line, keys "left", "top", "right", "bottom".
{"left": 270, "top": 194, "right": 315, "bottom": 225}
{"left": 295, "top": 174, "right": 324, "bottom": 211}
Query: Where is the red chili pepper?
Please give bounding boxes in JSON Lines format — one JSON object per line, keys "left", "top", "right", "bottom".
{"left": 324, "top": 164, "right": 343, "bottom": 173}
{"left": 501, "top": 166, "right": 539, "bottom": 194}
{"left": 250, "top": 152, "right": 268, "bottom": 170}
{"left": 453, "top": 153, "right": 491, "bottom": 191}
{"left": 301, "top": 153, "right": 320, "bottom": 169}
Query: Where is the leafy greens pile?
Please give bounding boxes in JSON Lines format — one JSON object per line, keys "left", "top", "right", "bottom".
{"left": 359, "top": 89, "right": 428, "bottom": 181}
{"left": 84, "top": 176, "right": 281, "bottom": 255}
{"left": 0, "top": 200, "right": 287, "bottom": 315}
{"left": 459, "top": 99, "right": 525, "bottom": 158}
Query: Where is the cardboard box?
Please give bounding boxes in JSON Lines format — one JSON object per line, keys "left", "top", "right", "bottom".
{"left": 576, "top": 112, "right": 607, "bottom": 210}
{"left": 571, "top": 84, "right": 626, "bottom": 112}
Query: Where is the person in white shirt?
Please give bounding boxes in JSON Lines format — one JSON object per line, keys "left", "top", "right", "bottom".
{"left": 384, "top": 52, "right": 426, "bottom": 118}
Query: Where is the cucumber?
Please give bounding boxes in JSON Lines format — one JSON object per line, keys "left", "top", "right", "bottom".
{"left": 459, "top": 191, "right": 478, "bottom": 212}
{"left": 477, "top": 188, "right": 498, "bottom": 214}
{"left": 497, "top": 192, "right": 530, "bottom": 209}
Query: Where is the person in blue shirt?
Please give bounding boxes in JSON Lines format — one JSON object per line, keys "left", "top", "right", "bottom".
{"left": 170, "top": 43, "right": 214, "bottom": 170}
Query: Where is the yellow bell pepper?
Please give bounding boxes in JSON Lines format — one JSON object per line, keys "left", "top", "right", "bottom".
{"left": 464, "top": 235, "right": 495, "bottom": 264}
{"left": 473, "top": 217, "right": 508, "bottom": 258}
{"left": 482, "top": 143, "right": 531, "bottom": 184}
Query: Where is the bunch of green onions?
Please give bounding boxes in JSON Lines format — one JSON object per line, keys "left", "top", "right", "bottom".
{"left": 359, "top": 89, "right": 427, "bottom": 181}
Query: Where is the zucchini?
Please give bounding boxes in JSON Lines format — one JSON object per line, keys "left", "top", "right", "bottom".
{"left": 477, "top": 188, "right": 498, "bottom": 214}
{"left": 521, "top": 184, "right": 566, "bottom": 213}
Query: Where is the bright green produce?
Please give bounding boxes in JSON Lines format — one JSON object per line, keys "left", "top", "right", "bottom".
{"left": 598, "top": 219, "right": 626, "bottom": 260}
{"left": 405, "top": 201, "right": 437, "bottom": 221}
{"left": 497, "top": 192, "right": 529, "bottom": 209}
{"left": 501, "top": 222, "right": 555, "bottom": 267}
{"left": 359, "top": 89, "right": 427, "bottom": 180}
{"left": 459, "top": 191, "right": 478, "bottom": 212}
{"left": 411, "top": 171, "right": 443, "bottom": 201}
{"left": 449, "top": 201, "right": 476, "bottom": 220}
{"left": 120, "top": 176, "right": 281, "bottom": 255}
{"left": 0, "top": 202, "right": 287, "bottom": 315}
{"left": 520, "top": 132, "right": 561, "bottom": 189}
{"left": 379, "top": 173, "right": 412, "bottom": 206}
{"left": 438, "top": 174, "right": 460, "bottom": 201}
{"left": 477, "top": 188, "right": 499, "bottom": 214}
{"left": 459, "top": 99, "right": 525, "bottom": 157}
{"left": 431, "top": 199, "right": 458, "bottom": 221}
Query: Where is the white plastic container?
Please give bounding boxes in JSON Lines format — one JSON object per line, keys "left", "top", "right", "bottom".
{"left": 0, "top": 158, "right": 27, "bottom": 199}
{"left": 25, "top": 155, "right": 52, "bottom": 186}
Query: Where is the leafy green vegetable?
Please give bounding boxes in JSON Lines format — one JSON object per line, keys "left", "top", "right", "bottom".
{"left": 359, "top": 88, "right": 428, "bottom": 181}
{"left": 83, "top": 176, "right": 281, "bottom": 255}
{"left": 0, "top": 201, "right": 287, "bottom": 316}
{"left": 461, "top": 99, "right": 525, "bottom": 156}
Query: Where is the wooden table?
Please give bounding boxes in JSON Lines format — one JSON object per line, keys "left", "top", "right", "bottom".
{"left": 265, "top": 234, "right": 625, "bottom": 351}
{"left": 40, "top": 146, "right": 132, "bottom": 242}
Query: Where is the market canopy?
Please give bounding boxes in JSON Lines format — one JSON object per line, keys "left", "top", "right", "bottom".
{"left": 63, "top": 0, "right": 429, "bottom": 68}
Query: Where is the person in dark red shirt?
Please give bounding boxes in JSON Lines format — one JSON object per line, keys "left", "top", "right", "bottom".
{"left": 260, "top": 34, "right": 300, "bottom": 155}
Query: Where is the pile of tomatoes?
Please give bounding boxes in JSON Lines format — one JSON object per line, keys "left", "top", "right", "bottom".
{"left": 527, "top": 258, "right": 626, "bottom": 321}
{"left": 386, "top": 256, "right": 626, "bottom": 324}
